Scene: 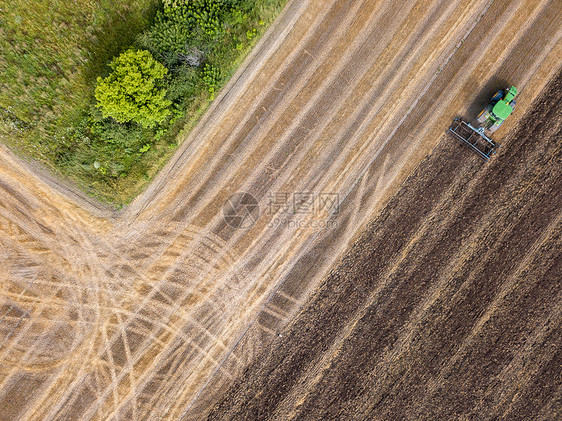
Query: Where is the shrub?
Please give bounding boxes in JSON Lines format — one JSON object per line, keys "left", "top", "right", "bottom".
{"left": 142, "top": 4, "right": 197, "bottom": 54}
{"left": 201, "top": 63, "right": 221, "bottom": 96}
{"left": 165, "top": 66, "right": 200, "bottom": 105}
{"left": 95, "top": 49, "right": 171, "bottom": 128}
{"left": 89, "top": 110, "right": 149, "bottom": 149}
{"left": 142, "top": 0, "right": 238, "bottom": 55}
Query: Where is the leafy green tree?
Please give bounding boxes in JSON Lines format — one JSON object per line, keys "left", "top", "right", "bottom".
{"left": 95, "top": 49, "right": 171, "bottom": 128}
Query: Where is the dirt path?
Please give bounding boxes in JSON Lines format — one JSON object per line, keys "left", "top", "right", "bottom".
{"left": 0, "top": 0, "right": 561, "bottom": 419}
{"left": 207, "top": 69, "right": 562, "bottom": 421}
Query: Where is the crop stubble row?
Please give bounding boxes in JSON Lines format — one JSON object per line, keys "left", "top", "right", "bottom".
{"left": 207, "top": 71, "right": 562, "bottom": 420}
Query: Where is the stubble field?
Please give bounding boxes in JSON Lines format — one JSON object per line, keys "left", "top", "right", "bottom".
{"left": 0, "top": 0, "right": 560, "bottom": 419}
{"left": 208, "top": 69, "right": 562, "bottom": 421}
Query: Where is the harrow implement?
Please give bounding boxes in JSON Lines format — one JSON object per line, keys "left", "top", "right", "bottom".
{"left": 448, "top": 118, "right": 499, "bottom": 160}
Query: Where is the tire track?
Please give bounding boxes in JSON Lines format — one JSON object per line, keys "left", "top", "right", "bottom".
{"left": 0, "top": 0, "right": 560, "bottom": 419}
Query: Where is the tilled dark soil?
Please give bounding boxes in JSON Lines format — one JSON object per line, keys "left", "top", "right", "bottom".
{"left": 206, "top": 70, "right": 562, "bottom": 420}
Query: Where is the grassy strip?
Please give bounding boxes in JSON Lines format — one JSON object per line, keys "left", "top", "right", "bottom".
{"left": 0, "top": 0, "right": 287, "bottom": 206}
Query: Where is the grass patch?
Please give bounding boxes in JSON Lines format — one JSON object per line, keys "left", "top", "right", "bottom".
{"left": 0, "top": 0, "right": 159, "bottom": 157}
{"left": 0, "top": 0, "right": 287, "bottom": 206}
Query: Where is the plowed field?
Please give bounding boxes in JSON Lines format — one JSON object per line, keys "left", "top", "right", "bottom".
{"left": 0, "top": 0, "right": 560, "bottom": 419}
{"left": 208, "top": 71, "right": 562, "bottom": 420}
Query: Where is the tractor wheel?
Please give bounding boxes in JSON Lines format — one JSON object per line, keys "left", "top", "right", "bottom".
{"left": 477, "top": 105, "right": 491, "bottom": 124}
{"left": 489, "top": 120, "right": 503, "bottom": 133}
{"left": 509, "top": 100, "right": 517, "bottom": 109}
{"left": 491, "top": 90, "right": 504, "bottom": 103}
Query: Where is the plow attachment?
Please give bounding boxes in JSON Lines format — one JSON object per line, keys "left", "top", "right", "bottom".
{"left": 448, "top": 118, "right": 499, "bottom": 160}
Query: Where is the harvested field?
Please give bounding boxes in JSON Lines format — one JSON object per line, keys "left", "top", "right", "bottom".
{"left": 0, "top": 0, "right": 561, "bottom": 419}
{"left": 208, "top": 72, "right": 562, "bottom": 420}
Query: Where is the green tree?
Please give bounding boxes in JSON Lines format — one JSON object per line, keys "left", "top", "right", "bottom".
{"left": 95, "top": 49, "right": 171, "bottom": 128}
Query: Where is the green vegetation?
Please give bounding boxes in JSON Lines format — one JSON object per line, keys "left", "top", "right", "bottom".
{"left": 0, "top": 0, "right": 287, "bottom": 205}
{"left": 95, "top": 49, "right": 171, "bottom": 127}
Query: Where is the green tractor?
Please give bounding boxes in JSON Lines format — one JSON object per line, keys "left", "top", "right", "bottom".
{"left": 449, "top": 86, "right": 518, "bottom": 160}
{"left": 476, "top": 86, "right": 517, "bottom": 132}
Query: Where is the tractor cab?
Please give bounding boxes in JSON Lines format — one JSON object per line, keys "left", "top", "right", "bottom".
{"left": 477, "top": 85, "right": 518, "bottom": 132}
{"left": 491, "top": 86, "right": 517, "bottom": 121}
